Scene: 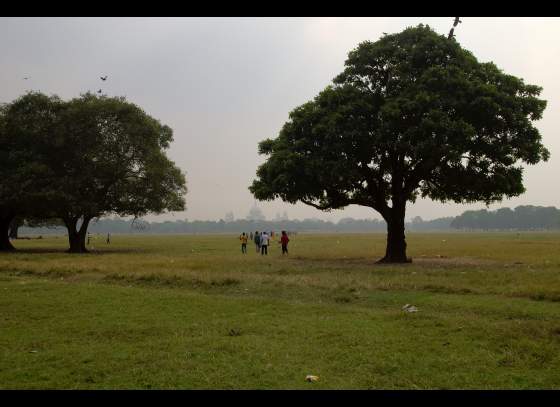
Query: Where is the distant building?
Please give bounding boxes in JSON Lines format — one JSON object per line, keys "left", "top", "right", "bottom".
{"left": 246, "top": 205, "right": 266, "bottom": 221}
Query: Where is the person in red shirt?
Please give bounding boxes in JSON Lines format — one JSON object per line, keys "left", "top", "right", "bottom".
{"left": 279, "top": 230, "right": 289, "bottom": 255}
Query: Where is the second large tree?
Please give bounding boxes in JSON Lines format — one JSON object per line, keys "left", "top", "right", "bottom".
{"left": 250, "top": 25, "right": 549, "bottom": 263}
{"left": 54, "top": 93, "right": 187, "bottom": 252}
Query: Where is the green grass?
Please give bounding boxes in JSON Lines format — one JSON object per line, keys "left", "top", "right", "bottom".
{"left": 1, "top": 232, "right": 560, "bottom": 389}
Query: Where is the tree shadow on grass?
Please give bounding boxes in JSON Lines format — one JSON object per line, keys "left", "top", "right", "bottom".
{"left": 290, "top": 255, "right": 495, "bottom": 269}
{"left": 4, "top": 247, "right": 149, "bottom": 255}
{"left": 290, "top": 255, "right": 382, "bottom": 270}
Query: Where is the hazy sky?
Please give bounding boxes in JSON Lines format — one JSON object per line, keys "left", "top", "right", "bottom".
{"left": 1, "top": 17, "right": 559, "bottom": 222}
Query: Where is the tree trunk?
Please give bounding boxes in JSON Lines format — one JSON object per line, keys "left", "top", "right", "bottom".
{"left": 65, "top": 216, "right": 91, "bottom": 253}
{"left": 8, "top": 218, "right": 20, "bottom": 239}
{"left": 0, "top": 213, "right": 16, "bottom": 252}
{"left": 378, "top": 201, "right": 410, "bottom": 263}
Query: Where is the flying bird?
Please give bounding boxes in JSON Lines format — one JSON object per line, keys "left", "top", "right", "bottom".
{"left": 100, "top": 76, "right": 108, "bottom": 81}
{"left": 453, "top": 17, "right": 462, "bottom": 27}
{"left": 23, "top": 77, "right": 30, "bottom": 80}
{"left": 448, "top": 27, "right": 455, "bottom": 39}
{"left": 97, "top": 89, "right": 102, "bottom": 94}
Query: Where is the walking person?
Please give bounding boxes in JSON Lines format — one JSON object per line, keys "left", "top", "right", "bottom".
{"left": 240, "top": 232, "right": 248, "bottom": 254}
{"left": 279, "top": 230, "right": 289, "bottom": 255}
{"left": 260, "top": 231, "right": 269, "bottom": 255}
{"left": 106, "top": 233, "right": 111, "bottom": 244}
{"left": 254, "top": 231, "right": 261, "bottom": 253}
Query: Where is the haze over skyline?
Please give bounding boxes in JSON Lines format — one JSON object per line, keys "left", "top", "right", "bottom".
{"left": 1, "top": 17, "right": 559, "bottom": 222}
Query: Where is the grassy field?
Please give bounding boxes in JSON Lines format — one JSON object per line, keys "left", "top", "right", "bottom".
{"left": 1, "top": 232, "right": 560, "bottom": 389}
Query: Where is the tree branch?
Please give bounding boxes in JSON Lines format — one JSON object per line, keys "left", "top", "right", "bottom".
{"left": 300, "top": 199, "right": 331, "bottom": 210}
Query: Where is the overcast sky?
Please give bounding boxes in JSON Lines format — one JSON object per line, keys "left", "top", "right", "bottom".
{"left": 1, "top": 17, "right": 559, "bottom": 222}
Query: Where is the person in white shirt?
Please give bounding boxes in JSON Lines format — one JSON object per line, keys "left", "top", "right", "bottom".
{"left": 260, "top": 232, "right": 269, "bottom": 255}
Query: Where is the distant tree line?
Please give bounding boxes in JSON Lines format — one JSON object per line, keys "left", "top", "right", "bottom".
{"left": 17, "top": 214, "right": 454, "bottom": 235}
{"left": 16, "top": 205, "right": 560, "bottom": 236}
{"left": 450, "top": 206, "right": 560, "bottom": 230}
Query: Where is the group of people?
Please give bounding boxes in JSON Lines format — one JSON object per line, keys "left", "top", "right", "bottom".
{"left": 239, "top": 230, "right": 290, "bottom": 255}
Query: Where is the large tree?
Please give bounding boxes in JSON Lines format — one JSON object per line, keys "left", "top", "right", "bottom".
{"left": 0, "top": 93, "right": 63, "bottom": 251}
{"left": 49, "top": 93, "right": 187, "bottom": 252}
{"left": 1, "top": 92, "right": 187, "bottom": 253}
{"left": 250, "top": 25, "right": 549, "bottom": 263}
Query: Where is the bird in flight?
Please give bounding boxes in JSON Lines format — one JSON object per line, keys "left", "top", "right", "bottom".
{"left": 100, "top": 76, "right": 108, "bottom": 81}
{"left": 448, "top": 27, "right": 455, "bottom": 39}
{"left": 97, "top": 89, "right": 102, "bottom": 94}
{"left": 453, "top": 17, "right": 462, "bottom": 27}
{"left": 23, "top": 77, "right": 30, "bottom": 80}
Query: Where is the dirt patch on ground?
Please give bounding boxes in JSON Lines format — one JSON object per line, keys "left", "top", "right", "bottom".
{"left": 412, "top": 256, "right": 496, "bottom": 267}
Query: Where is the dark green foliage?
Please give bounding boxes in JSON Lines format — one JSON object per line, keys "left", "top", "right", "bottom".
{"left": 250, "top": 25, "right": 549, "bottom": 262}
{"left": 0, "top": 92, "right": 187, "bottom": 252}
{"left": 0, "top": 93, "right": 64, "bottom": 250}
{"left": 51, "top": 93, "right": 186, "bottom": 221}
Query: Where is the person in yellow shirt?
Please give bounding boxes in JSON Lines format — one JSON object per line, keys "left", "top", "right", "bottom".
{"left": 239, "top": 232, "right": 248, "bottom": 254}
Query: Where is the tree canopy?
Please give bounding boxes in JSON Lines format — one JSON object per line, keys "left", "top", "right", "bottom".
{"left": 0, "top": 93, "right": 63, "bottom": 250}
{"left": 250, "top": 25, "right": 549, "bottom": 262}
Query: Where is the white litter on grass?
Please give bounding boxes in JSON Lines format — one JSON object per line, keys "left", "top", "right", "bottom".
{"left": 402, "top": 304, "right": 419, "bottom": 313}
{"left": 306, "top": 375, "right": 319, "bottom": 382}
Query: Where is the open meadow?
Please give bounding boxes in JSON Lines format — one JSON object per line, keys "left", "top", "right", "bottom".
{"left": 1, "top": 232, "right": 560, "bottom": 389}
